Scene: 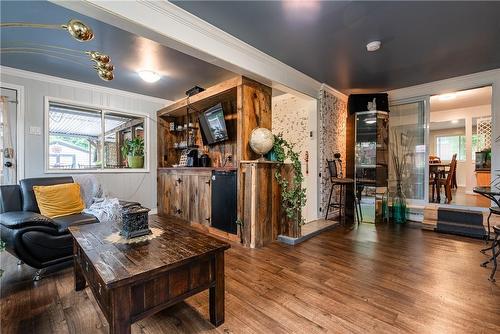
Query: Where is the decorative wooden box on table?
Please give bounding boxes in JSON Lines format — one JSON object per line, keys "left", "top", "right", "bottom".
{"left": 156, "top": 76, "right": 298, "bottom": 247}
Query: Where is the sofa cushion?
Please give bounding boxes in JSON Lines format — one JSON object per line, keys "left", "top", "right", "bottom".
{"left": 33, "top": 183, "right": 85, "bottom": 218}
{"left": 52, "top": 213, "right": 98, "bottom": 233}
{"left": 20, "top": 177, "right": 74, "bottom": 213}
{"left": 0, "top": 211, "right": 55, "bottom": 229}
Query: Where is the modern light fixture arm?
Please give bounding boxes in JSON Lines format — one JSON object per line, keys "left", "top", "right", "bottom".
{"left": 0, "top": 19, "right": 94, "bottom": 42}
{"left": 0, "top": 23, "right": 63, "bottom": 29}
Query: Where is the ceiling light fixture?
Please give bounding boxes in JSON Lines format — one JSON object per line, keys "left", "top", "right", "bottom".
{"left": 138, "top": 70, "right": 161, "bottom": 83}
{"left": 451, "top": 119, "right": 459, "bottom": 124}
{"left": 438, "top": 93, "right": 457, "bottom": 101}
{"left": 366, "top": 41, "right": 381, "bottom": 52}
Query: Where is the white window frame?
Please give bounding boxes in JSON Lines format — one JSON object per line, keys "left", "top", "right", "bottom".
{"left": 44, "top": 96, "right": 150, "bottom": 173}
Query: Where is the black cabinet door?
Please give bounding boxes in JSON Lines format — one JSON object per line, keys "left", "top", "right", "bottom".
{"left": 211, "top": 171, "right": 237, "bottom": 234}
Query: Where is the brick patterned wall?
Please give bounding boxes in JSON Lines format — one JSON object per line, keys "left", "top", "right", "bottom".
{"left": 318, "top": 89, "right": 347, "bottom": 215}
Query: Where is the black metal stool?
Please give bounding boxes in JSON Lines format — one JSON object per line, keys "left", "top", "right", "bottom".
{"left": 325, "top": 154, "right": 361, "bottom": 224}
{"left": 481, "top": 225, "right": 500, "bottom": 282}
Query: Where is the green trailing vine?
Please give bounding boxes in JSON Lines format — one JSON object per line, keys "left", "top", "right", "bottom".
{"left": 272, "top": 134, "right": 307, "bottom": 226}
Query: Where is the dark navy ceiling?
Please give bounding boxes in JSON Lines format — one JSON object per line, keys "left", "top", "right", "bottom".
{"left": 174, "top": 1, "right": 500, "bottom": 94}
{"left": 0, "top": 0, "right": 235, "bottom": 100}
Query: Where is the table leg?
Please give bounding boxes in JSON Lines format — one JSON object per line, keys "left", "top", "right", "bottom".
{"left": 209, "top": 252, "right": 225, "bottom": 327}
{"left": 110, "top": 287, "right": 132, "bottom": 334}
{"left": 74, "top": 257, "right": 86, "bottom": 291}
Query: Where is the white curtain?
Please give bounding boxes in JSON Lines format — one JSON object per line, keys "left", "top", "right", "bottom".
{"left": 0, "top": 96, "right": 16, "bottom": 185}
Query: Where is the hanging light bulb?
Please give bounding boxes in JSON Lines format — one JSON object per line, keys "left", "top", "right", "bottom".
{"left": 63, "top": 19, "right": 94, "bottom": 42}
{"left": 96, "top": 62, "right": 114, "bottom": 71}
{"left": 96, "top": 68, "right": 114, "bottom": 81}
{"left": 86, "top": 51, "right": 110, "bottom": 63}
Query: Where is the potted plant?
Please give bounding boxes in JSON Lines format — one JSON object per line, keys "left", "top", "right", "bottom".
{"left": 121, "top": 137, "right": 145, "bottom": 168}
{"left": 272, "top": 133, "right": 307, "bottom": 227}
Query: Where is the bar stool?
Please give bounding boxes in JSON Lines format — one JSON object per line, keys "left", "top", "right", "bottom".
{"left": 481, "top": 225, "right": 500, "bottom": 282}
{"left": 325, "top": 154, "right": 360, "bottom": 224}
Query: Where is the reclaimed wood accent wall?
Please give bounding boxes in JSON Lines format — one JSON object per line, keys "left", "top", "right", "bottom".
{"left": 237, "top": 77, "right": 273, "bottom": 162}
{"left": 239, "top": 162, "right": 298, "bottom": 248}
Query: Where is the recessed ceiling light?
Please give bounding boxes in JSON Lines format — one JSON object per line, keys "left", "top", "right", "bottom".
{"left": 451, "top": 119, "right": 459, "bottom": 124}
{"left": 438, "top": 93, "right": 456, "bottom": 101}
{"left": 366, "top": 41, "right": 381, "bottom": 52}
{"left": 138, "top": 70, "right": 161, "bottom": 83}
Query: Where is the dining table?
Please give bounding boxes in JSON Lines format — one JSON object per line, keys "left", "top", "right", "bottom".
{"left": 429, "top": 162, "right": 450, "bottom": 202}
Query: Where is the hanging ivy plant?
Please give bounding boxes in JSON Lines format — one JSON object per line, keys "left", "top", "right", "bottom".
{"left": 272, "top": 133, "right": 307, "bottom": 226}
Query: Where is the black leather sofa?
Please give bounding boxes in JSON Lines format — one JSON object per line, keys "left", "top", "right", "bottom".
{"left": 0, "top": 177, "right": 99, "bottom": 278}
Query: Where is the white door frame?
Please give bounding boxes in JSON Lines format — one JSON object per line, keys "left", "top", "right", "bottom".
{"left": 0, "top": 82, "right": 25, "bottom": 181}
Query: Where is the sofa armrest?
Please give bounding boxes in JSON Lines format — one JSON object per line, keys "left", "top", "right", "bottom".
{"left": 0, "top": 211, "right": 56, "bottom": 230}
{"left": 0, "top": 185, "right": 22, "bottom": 213}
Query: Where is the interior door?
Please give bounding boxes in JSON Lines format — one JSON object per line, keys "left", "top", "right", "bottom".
{"left": 389, "top": 97, "right": 429, "bottom": 205}
{"left": 0, "top": 87, "right": 17, "bottom": 185}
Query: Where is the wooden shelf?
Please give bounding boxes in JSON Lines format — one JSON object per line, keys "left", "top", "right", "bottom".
{"left": 158, "top": 77, "right": 241, "bottom": 117}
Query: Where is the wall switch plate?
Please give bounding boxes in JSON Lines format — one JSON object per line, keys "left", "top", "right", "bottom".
{"left": 29, "top": 126, "right": 42, "bottom": 135}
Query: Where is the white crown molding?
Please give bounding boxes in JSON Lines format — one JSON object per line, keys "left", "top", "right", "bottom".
{"left": 387, "top": 68, "right": 500, "bottom": 101}
{"left": 319, "top": 83, "right": 348, "bottom": 102}
{"left": 0, "top": 66, "right": 172, "bottom": 106}
{"left": 51, "top": 0, "right": 329, "bottom": 99}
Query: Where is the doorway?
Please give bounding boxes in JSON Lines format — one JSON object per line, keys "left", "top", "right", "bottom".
{"left": 428, "top": 86, "right": 492, "bottom": 207}
{"left": 0, "top": 86, "right": 21, "bottom": 185}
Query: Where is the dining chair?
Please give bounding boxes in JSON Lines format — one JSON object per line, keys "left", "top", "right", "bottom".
{"left": 436, "top": 155, "right": 457, "bottom": 203}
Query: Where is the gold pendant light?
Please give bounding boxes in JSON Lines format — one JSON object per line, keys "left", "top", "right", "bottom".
{"left": 0, "top": 19, "right": 94, "bottom": 42}
{"left": 1, "top": 20, "right": 116, "bottom": 81}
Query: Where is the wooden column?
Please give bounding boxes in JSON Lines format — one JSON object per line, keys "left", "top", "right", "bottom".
{"left": 240, "top": 161, "right": 299, "bottom": 248}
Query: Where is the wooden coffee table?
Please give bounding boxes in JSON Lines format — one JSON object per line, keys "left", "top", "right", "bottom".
{"left": 68, "top": 218, "right": 230, "bottom": 334}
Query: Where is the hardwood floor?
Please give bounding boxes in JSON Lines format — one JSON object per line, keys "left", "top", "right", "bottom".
{"left": 1, "top": 217, "right": 499, "bottom": 333}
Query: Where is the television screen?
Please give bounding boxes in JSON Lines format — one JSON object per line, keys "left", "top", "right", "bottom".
{"left": 199, "top": 103, "right": 229, "bottom": 145}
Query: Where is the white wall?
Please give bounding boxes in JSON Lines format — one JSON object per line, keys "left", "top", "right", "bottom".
{"left": 0, "top": 67, "right": 170, "bottom": 210}
{"left": 272, "top": 93, "right": 318, "bottom": 222}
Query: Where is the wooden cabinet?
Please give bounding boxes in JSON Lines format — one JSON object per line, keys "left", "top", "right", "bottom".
{"left": 158, "top": 169, "right": 212, "bottom": 226}
{"left": 198, "top": 175, "right": 212, "bottom": 226}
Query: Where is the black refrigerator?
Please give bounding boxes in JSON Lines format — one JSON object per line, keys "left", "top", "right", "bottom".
{"left": 211, "top": 170, "right": 237, "bottom": 234}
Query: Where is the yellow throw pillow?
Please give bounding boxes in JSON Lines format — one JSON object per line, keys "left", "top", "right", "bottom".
{"left": 33, "top": 183, "right": 85, "bottom": 218}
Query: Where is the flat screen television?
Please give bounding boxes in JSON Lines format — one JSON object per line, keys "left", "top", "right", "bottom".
{"left": 199, "top": 103, "right": 229, "bottom": 145}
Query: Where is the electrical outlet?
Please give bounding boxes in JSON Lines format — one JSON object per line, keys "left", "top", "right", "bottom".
{"left": 29, "top": 126, "right": 42, "bottom": 135}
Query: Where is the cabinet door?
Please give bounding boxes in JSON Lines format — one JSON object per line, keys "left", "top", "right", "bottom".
{"left": 188, "top": 175, "right": 199, "bottom": 224}
{"left": 158, "top": 172, "right": 179, "bottom": 217}
{"left": 198, "top": 175, "right": 212, "bottom": 226}
{"left": 179, "top": 174, "right": 191, "bottom": 222}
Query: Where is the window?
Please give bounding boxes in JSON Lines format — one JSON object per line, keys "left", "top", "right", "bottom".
{"left": 435, "top": 134, "right": 483, "bottom": 161}
{"left": 46, "top": 100, "right": 147, "bottom": 172}
{"left": 436, "top": 136, "right": 465, "bottom": 161}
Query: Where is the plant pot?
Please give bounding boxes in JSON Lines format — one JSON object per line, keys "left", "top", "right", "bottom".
{"left": 391, "top": 187, "right": 407, "bottom": 224}
{"left": 265, "top": 148, "right": 278, "bottom": 161}
{"left": 127, "top": 155, "right": 144, "bottom": 168}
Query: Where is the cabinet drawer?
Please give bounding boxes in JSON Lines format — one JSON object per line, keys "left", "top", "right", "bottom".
{"left": 75, "top": 248, "right": 111, "bottom": 318}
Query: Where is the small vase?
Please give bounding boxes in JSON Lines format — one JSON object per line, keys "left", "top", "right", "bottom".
{"left": 391, "top": 185, "right": 407, "bottom": 224}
